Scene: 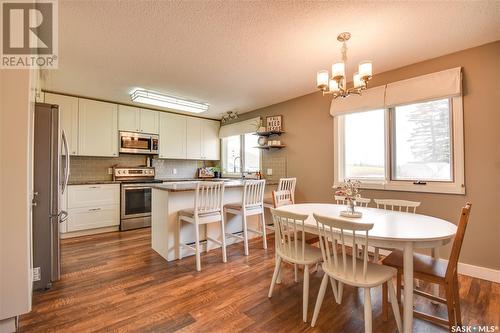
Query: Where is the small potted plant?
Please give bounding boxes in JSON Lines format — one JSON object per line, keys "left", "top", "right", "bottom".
{"left": 211, "top": 165, "right": 221, "bottom": 178}
{"left": 335, "top": 179, "right": 362, "bottom": 217}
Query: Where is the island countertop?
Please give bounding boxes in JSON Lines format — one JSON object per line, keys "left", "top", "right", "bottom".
{"left": 151, "top": 179, "right": 278, "bottom": 192}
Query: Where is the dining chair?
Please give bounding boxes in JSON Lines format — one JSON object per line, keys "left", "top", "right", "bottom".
{"left": 224, "top": 179, "right": 267, "bottom": 256}
{"left": 310, "top": 213, "right": 402, "bottom": 332}
{"left": 268, "top": 208, "right": 323, "bottom": 322}
{"left": 381, "top": 203, "right": 472, "bottom": 331}
{"left": 178, "top": 181, "right": 226, "bottom": 272}
{"left": 272, "top": 189, "right": 294, "bottom": 208}
{"left": 372, "top": 199, "right": 421, "bottom": 262}
{"left": 264, "top": 177, "right": 297, "bottom": 209}
{"left": 334, "top": 195, "right": 371, "bottom": 207}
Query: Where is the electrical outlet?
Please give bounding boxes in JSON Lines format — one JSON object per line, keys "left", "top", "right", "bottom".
{"left": 107, "top": 168, "right": 113, "bottom": 175}
{"left": 32, "top": 267, "right": 41, "bottom": 281}
{"left": 172, "top": 168, "right": 177, "bottom": 175}
{"left": 267, "top": 168, "right": 273, "bottom": 176}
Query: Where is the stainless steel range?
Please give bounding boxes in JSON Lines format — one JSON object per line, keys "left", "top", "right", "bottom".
{"left": 114, "top": 167, "right": 162, "bottom": 231}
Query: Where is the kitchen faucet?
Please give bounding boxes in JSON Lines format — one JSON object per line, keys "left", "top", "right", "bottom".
{"left": 233, "top": 156, "right": 241, "bottom": 174}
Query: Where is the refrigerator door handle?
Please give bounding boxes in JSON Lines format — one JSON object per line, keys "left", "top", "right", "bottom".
{"left": 59, "top": 210, "right": 68, "bottom": 223}
{"left": 61, "top": 130, "right": 70, "bottom": 194}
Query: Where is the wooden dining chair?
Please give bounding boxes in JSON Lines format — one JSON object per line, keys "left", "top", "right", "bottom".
{"left": 224, "top": 179, "right": 267, "bottom": 256}
{"left": 310, "top": 213, "right": 402, "bottom": 332}
{"left": 272, "top": 189, "right": 293, "bottom": 208}
{"left": 335, "top": 195, "right": 371, "bottom": 207}
{"left": 264, "top": 177, "right": 297, "bottom": 209}
{"left": 268, "top": 208, "right": 323, "bottom": 322}
{"left": 381, "top": 203, "right": 472, "bottom": 331}
{"left": 178, "top": 181, "right": 226, "bottom": 272}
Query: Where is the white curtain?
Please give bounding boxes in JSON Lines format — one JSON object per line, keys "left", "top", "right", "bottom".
{"left": 219, "top": 117, "right": 261, "bottom": 138}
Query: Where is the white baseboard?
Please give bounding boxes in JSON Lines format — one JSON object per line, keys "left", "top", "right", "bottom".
{"left": 457, "top": 262, "right": 500, "bottom": 283}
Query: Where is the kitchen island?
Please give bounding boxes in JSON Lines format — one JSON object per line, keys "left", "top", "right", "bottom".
{"left": 151, "top": 180, "right": 275, "bottom": 262}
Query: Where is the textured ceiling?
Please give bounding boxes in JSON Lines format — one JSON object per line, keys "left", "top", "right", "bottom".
{"left": 42, "top": 1, "right": 500, "bottom": 118}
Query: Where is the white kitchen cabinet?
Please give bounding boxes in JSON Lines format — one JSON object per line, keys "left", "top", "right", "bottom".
{"left": 159, "top": 112, "right": 187, "bottom": 159}
{"left": 186, "top": 117, "right": 202, "bottom": 159}
{"left": 66, "top": 184, "right": 120, "bottom": 232}
{"left": 44, "top": 93, "right": 79, "bottom": 155}
{"left": 118, "top": 105, "right": 158, "bottom": 134}
{"left": 78, "top": 99, "right": 118, "bottom": 157}
{"left": 202, "top": 119, "right": 220, "bottom": 160}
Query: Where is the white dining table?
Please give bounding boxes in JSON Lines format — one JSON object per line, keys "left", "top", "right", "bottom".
{"left": 275, "top": 203, "right": 457, "bottom": 333}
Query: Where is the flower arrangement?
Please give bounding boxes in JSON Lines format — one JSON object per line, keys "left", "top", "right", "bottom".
{"left": 335, "top": 179, "right": 362, "bottom": 216}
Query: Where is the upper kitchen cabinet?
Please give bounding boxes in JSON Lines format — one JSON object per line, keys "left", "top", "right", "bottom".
{"left": 78, "top": 99, "right": 118, "bottom": 157}
{"left": 118, "top": 105, "right": 159, "bottom": 134}
{"left": 159, "top": 112, "right": 187, "bottom": 159}
{"left": 44, "top": 93, "right": 79, "bottom": 155}
{"left": 186, "top": 117, "right": 220, "bottom": 160}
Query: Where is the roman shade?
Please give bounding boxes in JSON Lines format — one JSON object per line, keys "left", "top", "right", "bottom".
{"left": 329, "top": 85, "right": 386, "bottom": 116}
{"left": 329, "top": 67, "right": 462, "bottom": 116}
{"left": 219, "top": 117, "right": 261, "bottom": 138}
{"left": 385, "top": 67, "right": 462, "bottom": 107}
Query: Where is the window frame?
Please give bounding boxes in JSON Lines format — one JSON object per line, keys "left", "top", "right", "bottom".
{"left": 334, "top": 96, "right": 465, "bottom": 194}
{"left": 221, "top": 133, "right": 262, "bottom": 178}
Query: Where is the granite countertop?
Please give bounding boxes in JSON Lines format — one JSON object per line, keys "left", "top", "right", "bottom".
{"left": 69, "top": 178, "right": 278, "bottom": 186}
{"left": 152, "top": 180, "right": 246, "bottom": 192}
{"left": 68, "top": 180, "right": 121, "bottom": 185}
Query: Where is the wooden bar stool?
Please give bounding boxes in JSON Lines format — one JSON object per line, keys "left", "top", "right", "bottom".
{"left": 224, "top": 180, "right": 266, "bottom": 256}
{"left": 381, "top": 203, "right": 472, "bottom": 331}
{"left": 264, "top": 177, "right": 296, "bottom": 210}
{"left": 178, "top": 181, "right": 226, "bottom": 272}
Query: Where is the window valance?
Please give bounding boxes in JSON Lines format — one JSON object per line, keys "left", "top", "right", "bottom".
{"left": 219, "top": 117, "right": 261, "bottom": 138}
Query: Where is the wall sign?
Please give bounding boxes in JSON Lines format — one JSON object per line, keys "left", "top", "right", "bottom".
{"left": 266, "top": 115, "right": 282, "bottom": 132}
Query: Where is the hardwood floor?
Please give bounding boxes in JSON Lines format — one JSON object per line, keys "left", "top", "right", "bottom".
{"left": 20, "top": 228, "right": 499, "bottom": 332}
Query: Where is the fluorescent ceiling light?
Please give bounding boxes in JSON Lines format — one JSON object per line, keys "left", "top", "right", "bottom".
{"left": 130, "top": 89, "right": 209, "bottom": 113}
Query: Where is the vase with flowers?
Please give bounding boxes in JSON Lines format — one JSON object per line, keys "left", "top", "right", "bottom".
{"left": 335, "top": 179, "right": 363, "bottom": 218}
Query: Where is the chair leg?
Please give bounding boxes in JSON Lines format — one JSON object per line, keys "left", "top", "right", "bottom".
{"left": 329, "top": 277, "right": 339, "bottom": 302}
{"left": 275, "top": 252, "right": 282, "bottom": 284}
{"left": 294, "top": 264, "right": 298, "bottom": 283}
{"left": 453, "top": 274, "right": 462, "bottom": 326}
{"left": 220, "top": 218, "right": 227, "bottom": 263}
{"left": 178, "top": 216, "right": 183, "bottom": 260}
{"left": 311, "top": 274, "right": 328, "bottom": 327}
{"left": 337, "top": 282, "right": 344, "bottom": 304}
{"left": 382, "top": 282, "right": 388, "bottom": 321}
{"left": 261, "top": 212, "right": 267, "bottom": 250}
{"left": 388, "top": 280, "right": 403, "bottom": 333}
{"left": 374, "top": 247, "right": 380, "bottom": 262}
{"left": 194, "top": 223, "right": 201, "bottom": 272}
{"left": 242, "top": 214, "right": 249, "bottom": 256}
{"left": 364, "top": 288, "right": 372, "bottom": 333}
{"left": 303, "top": 265, "right": 309, "bottom": 322}
{"left": 445, "top": 282, "right": 457, "bottom": 330}
{"left": 268, "top": 256, "right": 282, "bottom": 298}
{"left": 396, "top": 270, "right": 402, "bottom": 305}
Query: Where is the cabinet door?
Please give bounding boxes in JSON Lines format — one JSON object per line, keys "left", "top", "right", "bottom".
{"left": 66, "top": 204, "right": 119, "bottom": 232}
{"left": 186, "top": 117, "right": 202, "bottom": 159}
{"left": 140, "top": 109, "right": 159, "bottom": 134}
{"left": 68, "top": 184, "right": 120, "bottom": 209}
{"left": 202, "top": 119, "right": 220, "bottom": 160}
{"left": 159, "top": 113, "right": 187, "bottom": 159}
{"left": 44, "top": 93, "right": 79, "bottom": 155}
{"left": 118, "top": 105, "right": 140, "bottom": 132}
{"left": 78, "top": 99, "right": 118, "bottom": 157}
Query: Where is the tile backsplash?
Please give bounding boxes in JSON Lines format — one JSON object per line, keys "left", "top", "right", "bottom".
{"left": 262, "top": 149, "right": 286, "bottom": 182}
{"left": 69, "top": 154, "right": 215, "bottom": 182}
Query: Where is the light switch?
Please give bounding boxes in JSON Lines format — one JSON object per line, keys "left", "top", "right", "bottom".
{"left": 172, "top": 168, "right": 177, "bottom": 175}
{"left": 267, "top": 168, "right": 273, "bottom": 176}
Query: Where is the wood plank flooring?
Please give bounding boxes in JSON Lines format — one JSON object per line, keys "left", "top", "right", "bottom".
{"left": 20, "top": 228, "right": 500, "bottom": 332}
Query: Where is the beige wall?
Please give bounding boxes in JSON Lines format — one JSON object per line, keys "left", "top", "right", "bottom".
{"left": 0, "top": 69, "right": 34, "bottom": 328}
{"left": 234, "top": 41, "right": 500, "bottom": 270}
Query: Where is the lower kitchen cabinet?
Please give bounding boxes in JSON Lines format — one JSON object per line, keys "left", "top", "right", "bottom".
{"left": 65, "top": 184, "right": 120, "bottom": 234}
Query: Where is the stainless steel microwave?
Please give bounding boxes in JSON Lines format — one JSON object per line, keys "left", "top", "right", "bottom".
{"left": 119, "top": 131, "right": 159, "bottom": 155}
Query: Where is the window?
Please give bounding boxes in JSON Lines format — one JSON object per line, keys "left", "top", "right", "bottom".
{"left": 334, "top": 97, "right": 464, "bottom": 194}
{"left": 222, "top": 133, "right": 261, "bottom": 176}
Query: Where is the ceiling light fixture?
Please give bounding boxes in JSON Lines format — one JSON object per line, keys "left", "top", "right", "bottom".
{"left": 130, "top": 89, "right": 209, "bottom": 113}
{"left": 316, "top": 32, "right": 373, "bottom": 99}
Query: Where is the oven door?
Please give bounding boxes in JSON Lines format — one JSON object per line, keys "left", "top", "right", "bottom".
{"left": 121, "top": 185, "right": 152, "bottom": 219}
{"left": 119, "top": 131, "right": 157, "bottom": 154}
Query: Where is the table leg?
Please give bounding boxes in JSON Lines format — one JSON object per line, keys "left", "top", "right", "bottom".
{"left": 403, "top": 242, "right": 414, "bottom": 333}
{"left": 431, "top": 247, "right": 440, "bottom": 301}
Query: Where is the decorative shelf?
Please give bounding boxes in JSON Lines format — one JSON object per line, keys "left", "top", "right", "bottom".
{"left": 254, "top": 145, "right": 286, "bottom": 150}
{"left": 254, "top": 130, "right": 285, "bottom": 137}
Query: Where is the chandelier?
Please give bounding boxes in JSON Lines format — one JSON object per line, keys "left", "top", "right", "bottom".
{"left": 316, "top": 32, "right": 373, "bottom": 99}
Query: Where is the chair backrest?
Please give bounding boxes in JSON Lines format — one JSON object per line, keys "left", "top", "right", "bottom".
{"left": 278, "top": 178, "right": 296, "bottom": 203}
{"left": 313, "top": 213, "right": 373, "bottom": 282}
{"left": 334, "top": 195, "right": 371, "bottom": 207}
{"left": 374, "top": 199, "right": 420, "bottom": 213}
{"left": 194, "top": 181, "right": 225, "bottom": 214}
{"left": 243, "top": 179, "right": 266, "bottom": 209}
{"left": 270, "top": 208, "right": 310, "bottom": 262}
{"left": 272, "top": 190, "right": 293, "bottom": 208}
{"left": 445, "top": 203, "right": 472, "bottom": 281}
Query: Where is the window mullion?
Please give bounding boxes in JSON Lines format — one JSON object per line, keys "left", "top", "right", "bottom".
{"left": 240, "top": 134, "right": 245, "bottom": 174}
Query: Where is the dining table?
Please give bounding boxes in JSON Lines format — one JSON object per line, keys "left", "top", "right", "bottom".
{"left": 275, "top": 203, "right": 457, "bottom": 333}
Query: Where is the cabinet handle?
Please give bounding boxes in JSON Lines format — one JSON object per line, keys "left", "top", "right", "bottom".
{"left": 88, "top": 208, "right": 101, "bottom": 212}
{"left": 89, "top": 186, "right": 101, "bottom": 189}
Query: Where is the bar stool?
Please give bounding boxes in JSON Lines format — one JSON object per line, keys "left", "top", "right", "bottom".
{"left": 224, "top": 179, "right": 266, "bottom": 256}
{"left": 178, "top": 181, "right": 226, "bottom": 272}
{"left": 264, "top": 177, "right": 296, "bottom": 209}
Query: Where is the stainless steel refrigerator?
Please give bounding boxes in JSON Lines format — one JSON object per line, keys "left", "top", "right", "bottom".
{"left": 32, "top": 102, "right": 70, "bottom": 290}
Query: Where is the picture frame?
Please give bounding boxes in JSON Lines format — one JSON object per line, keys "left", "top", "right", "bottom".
{"left": 266, "top": 115, "right": 282, "bottom": 132}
